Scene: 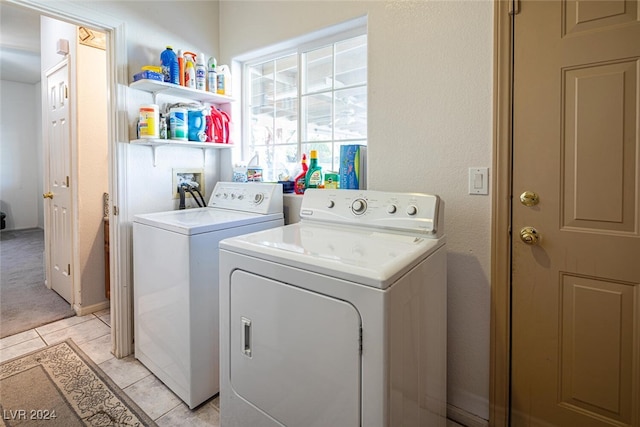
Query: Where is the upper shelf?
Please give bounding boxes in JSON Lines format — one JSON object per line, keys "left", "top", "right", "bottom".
{"left": 129, "top": 79, "right": 235, "bottom": 104}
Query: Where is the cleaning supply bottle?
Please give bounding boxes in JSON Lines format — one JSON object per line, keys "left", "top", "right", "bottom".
{"left": 216, "top": 64, "right": 231, "bottom": 96}
{"left": 160, "top": 46, "right": 179, "bottom": 85}
{"left": 207, "top": 57, "right": 217, "bottom": 93}
{"left": 195, "top": 53, "right": 207, "bottom": 91}
{"left": 294, "top": 153, "right": 309, "bottom": 194}
{"left": 177, "top": 49, "right": 185, "bottom": 86}
{"left": 305, "top": 150, "right": 323, "bottom": 189}
{"left": 184, "top": 52, "right": 196, "bottom": 89}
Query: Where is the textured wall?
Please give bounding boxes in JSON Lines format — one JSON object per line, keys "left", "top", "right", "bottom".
{"left": 0, "top": 81, "right": 40, "bottom": 230}
{"left": 220, "top": 0, "right": 493, "bottom": 420}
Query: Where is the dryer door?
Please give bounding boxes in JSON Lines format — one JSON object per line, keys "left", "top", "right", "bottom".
{"left": 230, "top": 270, "right": 361, "bottom": 427}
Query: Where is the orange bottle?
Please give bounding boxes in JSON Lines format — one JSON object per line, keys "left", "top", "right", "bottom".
{"left": 294, "top": 154, "right": 308, "bottom": 194}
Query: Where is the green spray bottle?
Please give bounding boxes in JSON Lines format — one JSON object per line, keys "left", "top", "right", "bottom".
{"left": 305, "top": 150, "right": 323, "bottom": 189}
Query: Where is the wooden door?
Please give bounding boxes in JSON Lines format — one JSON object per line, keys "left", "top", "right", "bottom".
{"left": 511, "top": 0, "right": 640, "bottom": 425}
{"left": 44, "top": 60, "right": 73, "bottom": 304}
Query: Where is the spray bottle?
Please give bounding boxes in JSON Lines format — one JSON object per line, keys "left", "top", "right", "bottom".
{"left": 207, "top": 57, "right": 217, "bottom": 93}
{"left": 177, "top": 49, "right": 185, "bottom": 86}
{"left": 184, "top": 52, "right": 196, "bottom": 89}
{"left": 294, "top": 153, "right": 309, "bottom": 194}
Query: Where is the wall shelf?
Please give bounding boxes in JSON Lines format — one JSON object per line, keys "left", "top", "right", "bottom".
{"left": 130, "top": 139, "right": 234, "bottom": 166}
{"left": 130, "top": 79, "right": 235, "bottom": 104}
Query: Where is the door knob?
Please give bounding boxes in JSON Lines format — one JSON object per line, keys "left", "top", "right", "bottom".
{"left": 520, "top": 191, "right": 539, "bottom": 207}
{"left": 520, "top": 226, "right": 540, "bottom": 245}
{"left": 43, "top": 192, "right": 54, "bottom": 199}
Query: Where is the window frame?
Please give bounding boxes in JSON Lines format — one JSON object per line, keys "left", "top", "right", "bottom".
{"left": 240, "top": 22, "right": 367, "bottom": 180}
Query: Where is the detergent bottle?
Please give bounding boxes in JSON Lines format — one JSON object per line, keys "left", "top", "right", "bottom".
{"left": 188, "top": 109, "right": 207, "bottom": 142}
{"left": 160, "top": 46, "right": 179, "bottom": 84}
{"left": 305, "top": 150, "right": 323, "bottom": 189}
{"left": 294, "top": 153, "right": 308, "bottom": 194}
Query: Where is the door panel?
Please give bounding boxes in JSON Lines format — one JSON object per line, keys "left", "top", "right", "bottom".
{"left": 229, "top": 270, "right": 361, "bottom": 427}
{"left": 46, "top": 62, "right": 73, "bottom": 304}
{"left": 511, "top": 1, "right": 640, "bottom": 425}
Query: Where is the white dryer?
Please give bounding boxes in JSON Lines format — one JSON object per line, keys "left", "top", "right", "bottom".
{"left": 219, "top": 189, "right": 447, "bottom": 427}
{"left": 133, "top": 182, "right": 283, "bottom": 409}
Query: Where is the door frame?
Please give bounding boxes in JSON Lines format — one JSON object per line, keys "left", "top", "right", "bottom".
{"left": 10, "top": 0, "right": 133, "bottom": 358}
{"left": 490, "top": 0, "right": 514, "bottom": 426}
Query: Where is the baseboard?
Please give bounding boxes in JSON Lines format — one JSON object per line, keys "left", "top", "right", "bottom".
{"left": 74, "top": 300, "right": 110, "bottom": 316}
{"left": 447, "top": 404, "right": 489, "bottom": 427}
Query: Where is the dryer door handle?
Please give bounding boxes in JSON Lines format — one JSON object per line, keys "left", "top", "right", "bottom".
{"left": 242, "top": 317, "right": 252, "bottom": 358}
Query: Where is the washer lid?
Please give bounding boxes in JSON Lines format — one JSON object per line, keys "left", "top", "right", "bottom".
{"left": 133, "top": 208, "right": 283, "bottom": 235}
{"left": 220, "top": 222, "right": 445, "bottom": 289}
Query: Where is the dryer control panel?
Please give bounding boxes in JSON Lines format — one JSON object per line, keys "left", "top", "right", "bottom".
{"left": 299, "top": 189, "right": 444, "bottom": 237}
{"left": 208, "top": 182, "right": 284, "bottom": 214}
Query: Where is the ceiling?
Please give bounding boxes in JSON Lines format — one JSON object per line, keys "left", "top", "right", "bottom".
{"left": 0, "top": 2, "right": 42, "bottom": 84}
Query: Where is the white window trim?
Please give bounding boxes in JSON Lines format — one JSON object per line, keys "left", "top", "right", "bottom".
{"left": 238, "top": 17, "right": 367, "bottom": 165}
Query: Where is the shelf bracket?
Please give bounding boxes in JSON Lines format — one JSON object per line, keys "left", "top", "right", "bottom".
{"left": 151, "top": 146, "right": 159, "bottom": 167}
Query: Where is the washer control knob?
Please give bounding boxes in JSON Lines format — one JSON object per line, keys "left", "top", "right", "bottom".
{"left": 327, "top": 200, "right": 335, "bottom": 208}
{"left": 254, "top": 193, "right": 264, "bottom": 204}
{"left": 237, "top": 194, "right": 244, "bottom": 200}
{"left": 351, "top": 198, "right": 367, "bottom": 215}
{"left": 406, "top": 205, "right": 418, "bottom": 216}
{"left": 387, "top": 204, "right": 397, "bottom": 214}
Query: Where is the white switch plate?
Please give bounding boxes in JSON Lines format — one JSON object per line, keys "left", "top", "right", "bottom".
{"left": 469, "top": 167, "right": 489, "bottom": 195}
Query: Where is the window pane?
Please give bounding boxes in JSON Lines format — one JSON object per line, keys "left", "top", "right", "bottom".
{"left": 334, "top": 86, "right": 367, "bottom": 140}
{"left": 250, "top": 111, "right": 274, "bottom": 147}
{"left": 303, "top": 45, "right": 333, "bottom": 94}
{"left": 335, "top": 35, "right": 367, "bottom": 87}
{"left": 249, "top": 62, "right": 274, "bottom": 114}
{"left": 302, "top": 93, "right": 332, "bottom": 142}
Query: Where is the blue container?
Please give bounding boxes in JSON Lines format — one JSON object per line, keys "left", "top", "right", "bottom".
{"left": 188, "top": 110, "right": 207, "bottom": 142}
{"left": 160, "top": 46, "right": 179, "bottom": 85}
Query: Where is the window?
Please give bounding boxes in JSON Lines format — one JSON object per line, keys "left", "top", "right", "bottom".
{"left": 243, "top": 31, "right": 367, "bottom": 182}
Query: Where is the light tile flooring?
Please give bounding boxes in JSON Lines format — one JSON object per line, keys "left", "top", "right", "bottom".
{"left": 1, "top": 311, "right": 464, "bottom": 427}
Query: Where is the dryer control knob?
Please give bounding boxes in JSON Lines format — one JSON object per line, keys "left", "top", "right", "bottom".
{"left": 254, "top": 193, "right": 264, "bottom": 204}
{"left": 351, "top": 198, "right": 367, "bottom": 215}
{"left": 387, "top": 204, "right": 397, "bottom": 214}
{"left": 327, "top": 200, "right": 335, "bottom": 208}
{"left": 406, "top": 205, "right": 418, "bottom": 216}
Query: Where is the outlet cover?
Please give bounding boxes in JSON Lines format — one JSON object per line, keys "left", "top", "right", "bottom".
{"left": 173, "top": 168, "right": 205, "bottom": 200}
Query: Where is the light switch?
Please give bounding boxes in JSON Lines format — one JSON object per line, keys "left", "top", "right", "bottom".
{"left": 469, "top": 167, "right": 489, "bottom": 195}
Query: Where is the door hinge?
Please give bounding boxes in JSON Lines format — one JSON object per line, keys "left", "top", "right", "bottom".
{"left": 64, "top": 84, "right": 68, "bottom": 99}
{"left": 67, "top": 264, "right": 71, "bottom": 275}
{"left": 359, "top": 326, "right": 363, "bottom": 355}
{"left": 66, "top": 176, "right": 70, "bottom": 187}
{"left": 113, "top": 205, "right": 119, "bottom": 216}
{"left": 509, "top": 0, "right": 520, "bottom": 15}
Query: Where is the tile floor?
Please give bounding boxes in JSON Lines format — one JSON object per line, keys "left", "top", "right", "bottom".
{"left": 1, "top": 311, "right": 464, "bottom": 427}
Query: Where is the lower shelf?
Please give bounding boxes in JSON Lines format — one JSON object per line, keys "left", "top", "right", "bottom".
{"left": 130, "top": 139, "right": 233, "bottom": 149}
{"left": 130, "top": 139, "right": 234, "bottom": 166}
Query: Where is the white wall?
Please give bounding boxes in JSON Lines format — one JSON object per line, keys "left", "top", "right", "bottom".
{"left": 77, "top": 41, "right": 109, "bottom": 307}
{"left": 0, "top": 80, "right": 41, "bottom": 230}
{"left": 75, "top": 1, "right": 224, "bottom": 217}
{"left": 220, "top": 1, "right": 493, "bottom": 421}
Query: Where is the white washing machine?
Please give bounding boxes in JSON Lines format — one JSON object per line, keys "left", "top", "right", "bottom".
{"left": 133, "top": 182, "right": 283, "bottom": 409}
{"left": 219, "top": 189, "right": 447, "bottom": 427}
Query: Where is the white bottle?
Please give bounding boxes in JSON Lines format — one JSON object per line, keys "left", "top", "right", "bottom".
{"left": 217, "top": 64, "right": 231, "bottom": 96}
{"left": 207, "top": 57, "right": 217, "bottom": 93}
{"left": 195, "top": 53, "right": 206, "bottom": 91}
